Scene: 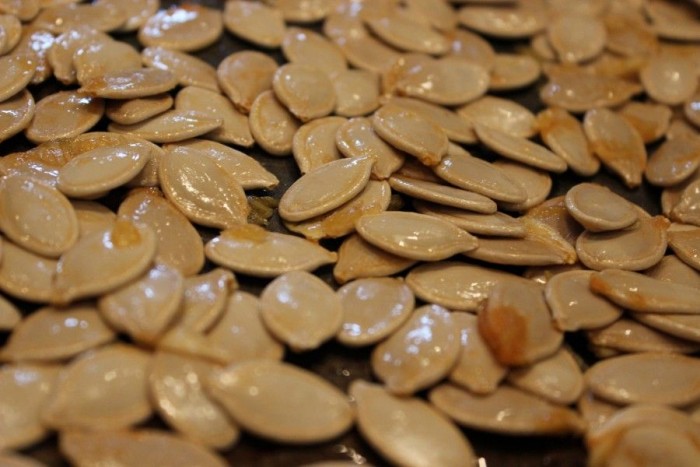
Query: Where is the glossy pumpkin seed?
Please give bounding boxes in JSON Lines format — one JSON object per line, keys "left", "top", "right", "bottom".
{"left": 583, "top": 108, "right": 648, "bottom": 188}
{"left": 367, "top": 13, "right": 449, "bottom": 55}
{"left": 335, "top": 117, "right": 405, "bottom": 179}
{"left": 619, "top": 101, "right": 672, "bottom": 144}
{"left": 634, "top": 312, "right": 700, "bottom": 344}
{"left": 0, "top": 305, "right": 114, "bottom": 362}
{"left": 60, "top": 429, "right": 226, "bottom": 467}
{"left": 448, "top": 27, "right": 496, "bottom": 70}
{"left": 429, "top": 383, "right": 585, "bottom": 435}
{"left": 0, "top": 54, "right": 35, "bottom": 103}
{"left": 139, "top": 4, "right": 223, "bottom": 52}
{"left": 42, "top": 344, "right": 151, "bottom": 430}
{"left": 537, "top": 107, "right": 600, "bottom": 176}
{"left": 268, "top": 0, "right": 333, "bottom": 23}
{"left": 0, "top": 13, "right": 20, "bottom": 55}
{"left": 278, "top": 155, "right": 373, "bottom": 222}
{"left": 159, "top": 146, "right": 249, "bottom": 229}
{"left": 248, "top": 90, "right": 301, "bottom": 156}
{"left": 493, "top": 161, "right": 551, "bottom": 212}
{"left": 56, "top": 144, "right": 151, "bottom": 198}
{"left": 646, "top": 254, "right": 700, "bottom": 287}
{"left": 73, "top": 39, "right": 142, "bottom": 85}
{"left": 260, "top": 270, "right": 343, "bottom": 352}
{"left": 118, "top": 188, "right": 204, "bottom": 276}
{"left": 458, "top": 3, "right": 546, "bottom": 38}
{"left": 208, "top": 360, "right": 353, "bottom": 443}
{"left": 389, "top": 175, "right": 496, "bottom": 213}
{"left": 0, "top": 89, "right": 34, "bottom": 144}
{"left": 0, "top": 240, "right": 56, "bottom": 303}
{"left": 336, "top": 34, "right": 401, "bottom": 74}
{"left": 525, "top": 195, "right": 584, "bottom": 247}
{"left": 0, "top": 364, "right": 60, "bottom": 451}
{"left": 292, "top": 116, "right": 345, "bottom": 174}
{"left": 0, "top": 294, "right": 20, "bottom": 330}
{"left": 333, "top": 234, "right": 416, "bottom": 285}
{"left": 34, "top": 2, "right": 126, "bottom": 33}
{"left": 47, "top": 26, "right": 110, "bottom": 85}
{"left": 273, "top": 63, "right": 336, "bottom": 122}
{"left": 405, "top": 260, "right": 523, "bottom": 312}
{"left": 414, "top": 200, "right": 525, "bottom": 237}
{"left": 282, "top": 27, "right": 346, "bottom": 77}
{"left": 332, "top": 69, "right": 380, "bottom": 118}
{"left": 565, "top": 183, "right": 638, "bottom": 232}
{"left": 641, "top": 54, "right": 698, "bottom": 106}
{"left": 94, "top": 0, "right": 159, "bottom": 32}
{"left": 475, "top": 124, "right": 567, "bottom": 173}
{"left": 372, "top": 304, "right": 459, "bottom": 395}
{"left": 587, "top": 318, "right": 700, "bottom": 355}
{"left": 205, "top": 224, "right": 337, "bottom": 278}
{"left": 544, "top": 270, "right": 623, "bottom": 332}
{"left": 646, "top": 135, "right": 700, "bottom": 187}
{"left": 217, "top": 51, "right": 277, "bottom": 113}
{"left": 540, "top": 69, "right": 642, "bottom": 113}
{"left": 479, "top": 278, "right": 564, "bottom": 366}
{"left": 149, "top": 351, "right": 239, "bottom": 449}
{"left": 175, "top": 268, "right": 236, "bottom": 333}
{"left": 142, "top": 46, "right": 219, "bottom": 92}
{"left": 14, "top": 29, "right": 55, "bottom": 85}
{"left": 223, "top": 0, "right": 285, "bottom": 48}
{"left": 105, "top": 94, "right": 173, "bottom": 125}
{"left": 489, "top": 53, "right": 541, "bottom": 91}
{"left": 547, "top": 13, "right": 606, "bottom": 64}
{"left": 507, "top": 348, "right": 584, "bottom": 406}
{"left": 668, "top": 227, "right": 700, "bottom": 271}
{"left": 52, "top": 220, "right": 157, "bottom": 305}
{"left": 0, "top": 174, "right": 78, "bottom": 258}
{"left": 351, "top": 380, "right": 476, "bottom": 467}
{"left": 389, "top": 96, "right": 476, "bottom": 144}
{"left": 335, "top": 277, "right": 414, "bottom": 347}
{"left": 458, "top": 96, "right": 536, "bottom": 139}
{"left": 669, "top": 179, "right": 700, "bottom": 226}
{"left": 585, "top": 352, "right": 700, "bottom": 407}
{"left": 25, "top": 91, "right": 103, "bottom": 144}
{"left": 576, "top": 215, "right": 669, "bottom": 271}
{"left": 80, "top": 68, "right": 178, "bottom": 100}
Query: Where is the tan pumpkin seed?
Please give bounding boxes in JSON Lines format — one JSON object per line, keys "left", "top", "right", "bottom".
{"left": 47, "top": 26, "right": 110, "bottom": 85}
{"left": 223, "top": 0, "right": 285, "bottom": 48}
{"left": 619, "top": 101, "right": 672, "bottom": 144}
{"left": 0, "top": 89, "right": 34, "bottom": 144}
{"left": 278, "top": 155, "right": 373, "bottom": 222}
{"left": 105, "top": 94, "right": 173, "bottom": 125}
{"left": 139, "top": 4, "right": 223, "bottom": 52}
{"left": 52, "top": 220, "right": 157, "bottom": 305}
{"left": 604, "top": 11, "right": 658, "bottom": 58}
{"left": 367, "top": 13, "right": 449, "bottom": 55}
{"left": 0, "top": 453, "right": 46, "bottom": 467}
{"left": 458, "top": 4, "right": 546, "bottom": 38}
{"left": 429, "top": 383, "right": 585, "bottom": 435}
{"left": 142, "top": 46, "right": 219, "bottom": 92}
{"left": 94, "top": 0, "right": 159, "bottom": 32}
{"left": 260, "top": 270, "right": 343, "bottom": 352}
{"left": 389, "top": 96, "right": 476, "bottom": 144}
{"left": 168, "top": 139, "right": 278, "bottom": 190}
{"left": 372, "top": 304, "right": 459, "bottom": 394}
{"left": 356, "top": 211, "right": 478, "bottom": 261}
{"left": 336, "top": 277, "right": 414, "bottom": 347}
{"left": 208, "top": 360, "right": 353, "bottom": 443}
{"left": 646, "top": 254, "right": 700, "bottom": 287}
{"left": 489, "top": 53, "right": 541, "bottom": 91}
{"left": 282, "top": 27, "right": 346, "bottom": 77}
{"left": 576, "top": 215, "right": 669, "bottom": 271}
{"left": 333, "top": 234, "right": 416, "bottom": 285}
{"left": 0, "top": 13, "right": 20, "bottom": 55}
{"left": 174, "top": 268, "right": 236, "bottom": 333}
{"left": 98, "top": 264, "right": 184, "bottom": 344}
{"left": 266, "top": 0, "right": 332, "bottom": 23}
{"left": 447, "top": 27, "right": 496, "bottom": 70}
{"left": 641, "top": 54, "right": 698, "bottom": 106}
{"left": 646, "top": 135, "right": 700, "bottom": 187}
{"left": 668, "top": 227, "right": 700, "bottom": 271}
{"left": 587, "top": 318, "right": 700, "bottom": 355}
{"left": 475, "top": 124, "right": 567, "bottom": 173}
{"left": 530, "top": 32, "right": 557, "bottom": 61}
{"left": 523, "top": 263, "right": 584, "bottom": 286}
{"left": 577, "top": 390, "right": 620, "bottom": 432}
{"left": 583, "top": 108, "right": 647, "bottom": 188}
{"left": 669, "top": 179, "right": 700, "bottom": 226}
{"left": 205, "top": 224, "right": 337, "bottom": 278}
{"left": 79, "top": 68, "right": 178, "bottom": 100}
{"left": 175, "top": 86, "right": 253, "bottom": 147}
{"left": 382, "top": 53, "right": 446, "bottom": 97}
{"left": 14, "top": 28, "right": 55, "bottom": 85}
{"left": 406, "top": 261, "right": 523, "bottom": 312}
{"left": 118, "top": 188, "right": 204, "bottom": 276}
{"left": 56, "top": 144, "right": 151, "bottom": 198}
{"left": 635, "top": 313, "right": 700, "bottom": 344}
{"left": 537, "top": 107, "right": 600, "bottom": 176}
{"left": 149, "top": 351, "right": 239, "bottom": 449}
{"left": 0, "top": 294, "right": 20, "bottom": 330}
{"left": 479, "top": 278, "right": 564, "bottom": 366}
{"left": 60, "top": 429, "right": 226, "bottom": 467}
{"left": 389, "top": 175, "right": 497, "bottom": 213}
{"left": 0, "top": 0, "right": 39, "bottom": 20}
{"left": 332, "top": 69, "right": 380, "bottom": 118}
{"left": 405, "top": 0, "right": 457, "bottom": 32}
{"left": 159, "top": 146, "right": 249, "bottom": 229}
{"left": 0, "top": 174, "right": 77, "bottom": 258}
{"left": 0, "top": 54, "right": 35, "bottom": 102}
{"left": 565, "top": 183, "right": 638, "bottom": 232}
{"left": 0, "top": 305, "right": 114, "bottom": 362}
{"left": 458, "top": 96, "right": 536, "bottom": 139}
{"left": 206, "top": 291, "right": 284, "bottom": 363}
{"left": 645, "top": 0, "right": 700, "bottom": 41}
{"left": 544, "top": 270, "right": 623, "bottom": 332}
{"left": 336, "top": 35, "right": 401, "bottom": 74}
{"left": 414, "top": 200, "right": 526, "bottom": 237}
{"left": 0, "top": 239, "right": 57, "bottom": 303}
{"left": 285, "top": 180, "right": 391, "bottom": 240}
{"left": 0, "top": 364, "right": 60, "bottom": 451}
{"left": 335, "top": 117, "right": 405, "bottom": 179}
{"left": 547, "top": 14, "right": 606, "bottom": 64}
{"left": 217, "top": 51, "right": 277, "bottom": 114}
{"left": 73, "top": 39, "right": 142, "bottom": 85}
{"left": 507, "top": 348, "right": 584, "bottom": 405}
{"left": 585, "top": 352, "right": 700, "bottom": 406}
{"left": 493, "top": 161, "right": 552, "bottom": 212}
{"left": 34, "top": 3, "right": 125, "bottom": 33}
{"left": 540, "top": 68, "right": 642, "bottom": 113}
{"left": 42, "top": 344, "right": 151, "bottom": 430}
{"left": 25, "top": 91, "right": 103, "bottom": 144}
{"left": 351, "top": 380, "right": 476, "bottom": 467}
{"left": 292, "top": 116, "right": 345, "bottom": 174}
{"left": 525, "top": 195, "right": 584, "bottom": 247}
{"left": 248, "top": 90, "right": 301, "bottom": 156}
{"left": 272, "top": 64, "right": 336, "bottom": 122}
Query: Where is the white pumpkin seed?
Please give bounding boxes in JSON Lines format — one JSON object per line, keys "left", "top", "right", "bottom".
{"left": 266, "top": 0, "right": 332, "bottom": 23}
{"left": 94, "top": 0, "right": 159, "bottom": 32}
{"left": 142, "top": 46, "right": 220, "bottom": 92}
{"left": 217, "top": 51, "right": 278, "bottom": 113}
{"left": 333, "top": 234, "right": 416, "bottom": 285}
{"left": 248, "top": 90, "right": 301, "bottom": 156}
{"left": 646, "top": 254, "right": 700, "bottom": 287}
{"left": 447, "top": 27, "right": 496, "bottom": 70}
{"left": 635, "top": 313, "right": 700, "bottom": 344}
{"left": 272, "top": 64, "right": 336, "bottom": 122}
{"left": 668, "top": 227, "right": 700, "bottom": 271}
{"left": 109, "top": 109, "right": 222, "bottom": 143}
{"left": 565, "top": 182, "right": 638, "bottom": 232}
{"left": 138, "top": 4, "right": 223, "bottom": 52}
{"left": 604, "top": 11, "right": 659, "bottom": 58}
{"left": 47, "top": 26, "right": 111, "bottom": 85}
{"left": 335, "top": 35, "right": 401, "bottom": 75}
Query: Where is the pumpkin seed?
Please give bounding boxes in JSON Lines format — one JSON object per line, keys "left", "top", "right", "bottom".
{"left": 668, "top": 227, "right": 700, "bottom": 271}
{"left": 414, "top": 200, "right": 526, "bottom": 237}
{"left": 283, "top": 27, "right": 347, "bottom": 77}
{"left": 0, "top": 294, "right": 20, "bottom": 330}
{"left": 25, "top": 91, "right": 104, "bottom": 144}
{"left": 332, "top": 69, "right": 380, "bottom": 118}
{"left": 587, "top": 318, "right": 700, "bottom": 355}
{"left": 447, "top": 28, "right": 495, "bottom": 70}
{"left": 619, "top": 101, "right": 672, "bottom": 144}
{"left": 273, "top": 63, "right": 336, "bottom": 122}
{"left": 333, "top": 234, "right": 416, "bottom": 285}
{"left": 335, "top": 117, "right": 405, "bottom": 179}
{"left": 80, "top": 68, "right": 178, "bottom": 100}
{"left": 142, "top": 46, "right": 220, "bottom": 92}
{"left": 489, "top": 53, "right": 541, "bottom": 91}
{"left": 389, "top": 96, "right": 476, "bottom": 144}
{"left": 0, "top": 54, "right": 35, "bottom": 103}
{"left": 537, "top": 107, "right": 600, "bottom": 176}
{"left": 507, "top": 347, "right": 584, "bottom": 405}
{"left": 105, "top": 94, "right": 174, "bottom": 125}
{"left": 0, "top": 240, "right": 57, "bottom": 303}
{"left": 138, "top": 4, "right": 223, "bottom": 52}
{"left": 367, "top": 13, "right": 450, "bottom": 55}
{"left": 0, "top": 90, "right": 34, "bottom": 144}
{"left": 73, "top": 39, "right": 142, "bottom": 85}
{"left": 248, "top": 90, "right": 301, "bottom": 156}
{"left": 641, "top": 54, "right": 698, "bottom": 105}
{"left": 475, "top": 124, "right": 567, "bottom": 173}
{"left": 292, "top": 116, "right": 345, "bottom": 174}
{"left": 175, "top": 268, "right": 236, "bottom": 333}
{"left": 217, "top": 51, "right": 278, "bottom": 114}
{"left": 457, "top": 4, "right": 546, "bottom": 38}
{"left": 547, "top": 13, "right": 606, "bottom": 64}
{"left": 493, "top": 160, "right": 552, "bottom": 212}
{"left": 458, "top": 95, "right": 536, "bottom": 139}
{"left": 565, "top": 182, "right": 638, "bottom": 232}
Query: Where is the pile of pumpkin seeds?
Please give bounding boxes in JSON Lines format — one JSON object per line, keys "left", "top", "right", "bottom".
{"left": 2, "top": 0, "right": 700, "bottom": 465}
